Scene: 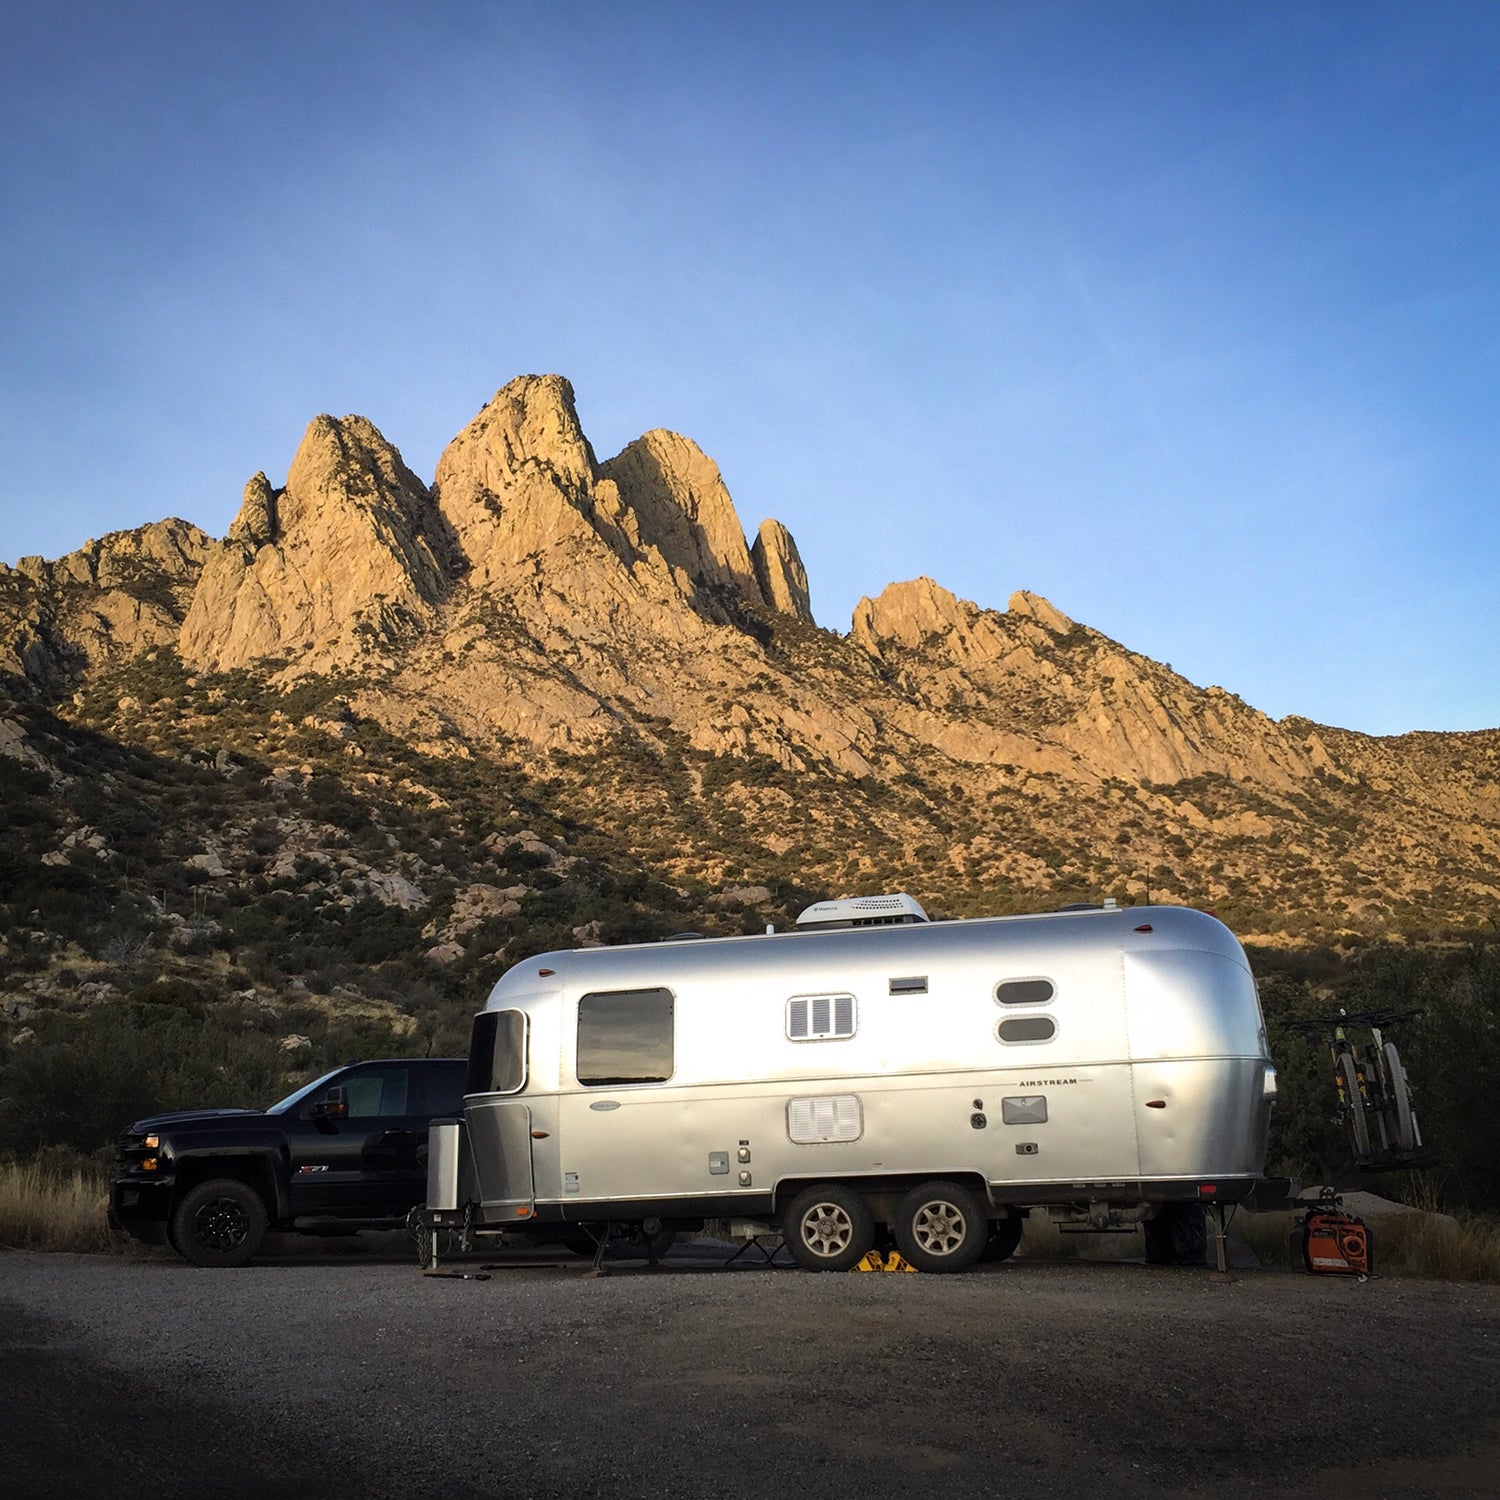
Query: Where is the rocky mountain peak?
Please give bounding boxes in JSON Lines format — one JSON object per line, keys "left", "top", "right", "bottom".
{"left": 179, "top": 414, "right": 455, "bottom": 673}
{"left": 599, "top": 429, "right": 762, "bottom": 610}
{"left": 0, "top": 519, "right": 214, "bottom": 691}
{"left": 4, "top": 518, "right": 213, "bottom": 595}
{"left": 432, "top": 374, "right": 626, "bottom": 588}
{"left": 750, "top": 519, "right": 812, "bottom": 622}
{"left": 1008, "top": 589, "right": 1073, "bottom": 635}
{"left": 851, "top": 576, "right": 990, "bottom": 658}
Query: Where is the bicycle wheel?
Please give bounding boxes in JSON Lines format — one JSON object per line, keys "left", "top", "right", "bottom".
{"left": 1382, "top": 1041, "right": 1418, "bottom": 1153}
{"left": 1338, "top": 1051, "right": 1373, "bottom": 1161}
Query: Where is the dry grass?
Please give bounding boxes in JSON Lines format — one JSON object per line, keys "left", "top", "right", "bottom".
{"left": 1016, "top": 1214, "right": 1145, "bottom": 1262}
{"left": 0, "top": 1159, "right": 122, "bottom": 1253}
{"left": 1019, "top": 1205, "right": 1500, "bottom": 1283}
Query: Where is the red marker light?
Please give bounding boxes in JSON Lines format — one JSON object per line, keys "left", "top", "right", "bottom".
{"left": 1133, "top": 924, "right": 1153, "bottom": 934}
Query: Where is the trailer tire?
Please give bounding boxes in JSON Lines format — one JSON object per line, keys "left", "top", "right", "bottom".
{"left": 893, "top": 1181, "right": 987, "bottom": 1273}
{"left": 170, "top": 1178, "right": 268, "bottom": 1268}
{"left": 782, "top": 1185, "right": 875, "bottom": 1272}
{"left": 980, "top": 1214, "right": 1024, "bottom": 1263}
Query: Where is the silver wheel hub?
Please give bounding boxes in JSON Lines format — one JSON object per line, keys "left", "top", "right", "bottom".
{"left": 802, "top": 1202, "right": 854, "bottom": 1257}
{"left": 913, "top": 1201, "right": 967, "bottom": 1256}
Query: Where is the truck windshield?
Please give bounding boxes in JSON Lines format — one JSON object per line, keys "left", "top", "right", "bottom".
{"left": 265, "top": 1067, "right": 343, "bottom": 1115}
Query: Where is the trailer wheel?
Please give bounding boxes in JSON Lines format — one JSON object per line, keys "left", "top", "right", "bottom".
{"left": 170, "top": 1178, "right": 268, "bottom": 1268}
{"left": 782, "top": 1185, "right": 874, "bottom": 1272}
{"left": 893, "top": 1181, "right": 987, "bottom": 1273}
{"left": 980, "top": 1214, "right": 1024, "bottom": 1263}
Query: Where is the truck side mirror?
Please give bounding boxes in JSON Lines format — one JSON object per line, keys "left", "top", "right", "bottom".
{"left": 312, "top": 1085, "right": 349, "bottom": 1122}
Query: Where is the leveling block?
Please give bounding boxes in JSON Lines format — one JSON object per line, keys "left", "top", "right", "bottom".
{"left": 852, "top": 1250, "right": 918, "bottom": 1273}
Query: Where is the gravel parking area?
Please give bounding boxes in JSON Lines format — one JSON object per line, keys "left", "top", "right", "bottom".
{"left": 4, "top": 1240, "right": 1498, "bottom": 1500}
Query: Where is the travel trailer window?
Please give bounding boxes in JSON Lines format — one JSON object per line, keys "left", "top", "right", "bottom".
{"left": 578, "top": 987, "right": 675, "bottom": 1085}
{"left": 997, "top": 1015, "right": 1057, "bottom": 1044}
{"left": 466, "top": 1009, "right": 528, "bottom": 1094}
{"left": 786, "top": 993, "right": 856, "bottom": 1041}
{"left": 996, "top": 978, "right": 1054, "bottom": 1006}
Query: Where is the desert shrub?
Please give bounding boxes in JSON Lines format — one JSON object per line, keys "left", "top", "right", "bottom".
{"left": 0, "top": 1003, "right": 289, "bottom": 1156}
{"left": 0, "top": 1157, "right": 120, "bottom": 1253}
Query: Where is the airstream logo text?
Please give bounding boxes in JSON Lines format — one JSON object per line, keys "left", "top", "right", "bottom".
{"left": 1017, "top": 1078, "right": 1079, "bottom": 1087}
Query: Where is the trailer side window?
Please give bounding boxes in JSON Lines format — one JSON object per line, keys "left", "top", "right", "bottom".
{"left": 466, "top": 1009, "right": 528, "bottom": 1095}
{"left": 996, "top": 978, "right": 1054, "bottom": 1006}
{"left": 787, "top": 1095, "right": 863, "bottom": 1143}
{"left": 998, "top": 1016, "right": 1057, "bottom": 1044}
{"left": 786, "top": 993, "right": 856, "bottom": 1041}
{"left": 578, "top": 988, "right": 674, "bottom": 1086}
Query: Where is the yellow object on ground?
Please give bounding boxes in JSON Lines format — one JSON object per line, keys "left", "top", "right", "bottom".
{"left": 850, "top": 1250, "right": 919, "bottom": 1272}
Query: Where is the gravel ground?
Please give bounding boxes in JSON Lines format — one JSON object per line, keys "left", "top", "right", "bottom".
{"left": 4, "top": 1239, "right": 1498, "bottom": 1500}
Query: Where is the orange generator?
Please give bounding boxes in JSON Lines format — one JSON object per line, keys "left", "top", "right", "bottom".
{"left": 1297, "top": 1203, "right": 1372, "bottom": 1277}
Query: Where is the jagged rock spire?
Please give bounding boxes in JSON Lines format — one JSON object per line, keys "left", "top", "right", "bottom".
{"left": 179, "top": 414, "right": 455, "bottom": 672}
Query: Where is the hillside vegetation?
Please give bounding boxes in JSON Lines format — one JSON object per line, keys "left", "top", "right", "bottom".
{"left": 2, "top": 373, "right": 1497, "bottom": 1211}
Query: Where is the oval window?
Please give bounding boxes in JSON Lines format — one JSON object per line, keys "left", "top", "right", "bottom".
{"left": 996, "top": 979, "right": 1054, "bottom": 1006}
{"left": 998, "top": 1016, "right": 1057, "bottom": 1044}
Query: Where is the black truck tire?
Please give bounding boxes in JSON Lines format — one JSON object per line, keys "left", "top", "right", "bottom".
{"left": 170, "top": 1178, "right": 270, "bottom": 1268}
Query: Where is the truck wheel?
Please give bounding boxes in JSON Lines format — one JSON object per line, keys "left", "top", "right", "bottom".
{"left": 893, "top": 1181, "right": 987, "bottom": 1273}
{"left": 170, "top": 1179, "right": 269, "bottom": 1268}
{"left": 980, "top": 1214, "right": 1024, "bottom": 1263}
{"left": 782, "top": 1185, "right": 874, "bottom": 1272}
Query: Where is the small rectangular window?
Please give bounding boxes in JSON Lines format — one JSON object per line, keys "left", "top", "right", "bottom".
{"left": 996, "top": 978, "right": 1055, "bottom": 1006}
{"left": 578, "top": 988, "right": 674, "bottom": 1085}
{"left": 998, "top": 1016, "right": 1057, "bottom": 1045}
{"left": 786, "top": 993, "right": 856, "bottom": 1041}
{"left": 889, "top": 976, "right": 927, "bottom": 995}
{"left": 787, "top": 1095, "right": 863, "bottom": 1143}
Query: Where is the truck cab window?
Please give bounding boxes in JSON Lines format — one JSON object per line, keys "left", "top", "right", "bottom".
{"left": 578, "top": 988, "right": 674, "bottom": 1085}
{"left": 341, "top": 1065, "right": 410, "bottom": 1118}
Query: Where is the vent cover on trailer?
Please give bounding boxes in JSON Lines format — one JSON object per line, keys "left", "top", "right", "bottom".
{"left": 786, "top": 994, "right": 856, "bottom": 1040}
{"left": 794, "top": 893, "right": 930, "bottom": 931}
{"left": 787, "top": 1095, "right": 863, "bottom": 1143}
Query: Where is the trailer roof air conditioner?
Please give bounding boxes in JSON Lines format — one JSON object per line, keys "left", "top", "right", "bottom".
{"left": 795, "top": 893, "right": 930, "bottom": 931}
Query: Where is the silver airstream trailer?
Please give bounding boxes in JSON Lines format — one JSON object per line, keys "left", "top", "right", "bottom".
{"left": 418, "top": 897, "right": 1276, "bottom": 1272}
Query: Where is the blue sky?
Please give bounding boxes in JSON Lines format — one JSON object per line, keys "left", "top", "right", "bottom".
{"left": 2, "top": 1, "right": 1496, "bottom": 736}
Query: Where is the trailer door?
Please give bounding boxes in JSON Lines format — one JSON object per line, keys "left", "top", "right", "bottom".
{"left": 463, "top": 1008, "right": 535, "bottom": 1216}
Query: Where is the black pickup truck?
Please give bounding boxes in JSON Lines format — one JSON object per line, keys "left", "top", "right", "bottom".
{"left": 110, "top": 1057, "right": 466, "bottom": 1266}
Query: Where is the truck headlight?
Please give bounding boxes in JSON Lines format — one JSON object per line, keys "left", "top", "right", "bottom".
{"left": 143, "top": 1134, "right": 160, "bottom": 1150}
